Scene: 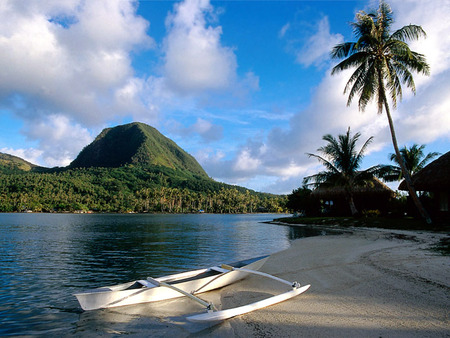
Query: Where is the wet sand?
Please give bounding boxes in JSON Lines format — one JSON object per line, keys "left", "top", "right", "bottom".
{"left": 74, "top": 227, "right": 449, "bottom": 337}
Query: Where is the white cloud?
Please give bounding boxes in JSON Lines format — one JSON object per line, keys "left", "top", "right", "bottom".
{"left": 0, "top": 0, "right": 155, "bottom": 166}
{"left": 233, "top": 149, "right": 262, "bottom": 173}
{"left": 2, "top": 114, "right": 93, "bottom": 167}
{"left": 172, "top": 117, "right": 224, "bottom": 142}
{"left": 294, "top": 16, "right": 343, "bottom": 68}
{"left": 279, "top": 23, "right": 290, "bottom": 38}
{"left": 24, "top": 115, "right": 94, "bottom": 167}
{"left": 0, "top": 0, "right": 152, "bottom": 124}
{"left": 163, "top": 0, "right": 237, "bottom": 94}
{"left": 391, "top": 0, "right": 450, "bottom": 80}
{"left": 213, "top": 0, "right": 450, "bottom": 194}
{"left": 389, "top": 0, "right": 450, "bottom": 143}
{"left": 0, "top": 147, "right": 43, "bottom": 166}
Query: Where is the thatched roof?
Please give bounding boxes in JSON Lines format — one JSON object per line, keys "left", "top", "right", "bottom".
{"left": 312, "top": 177, "right": 393, "bottom": 198}
{"left": 399, "top": 151, "right": 450, "bottom": 191}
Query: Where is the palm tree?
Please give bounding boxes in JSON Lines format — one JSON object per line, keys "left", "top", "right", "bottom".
{"left": 330, "top": 1, "right": 431, "bottom": 223}
{"left": 303, "top": 127, "right": 386, "bottom": 216}
{"left": 385, "top": 144, "right": 440, "bottom": 182}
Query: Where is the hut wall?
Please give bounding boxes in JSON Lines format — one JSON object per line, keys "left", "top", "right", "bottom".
{"left": 317, "top": 191, "right": 392, "bottom": 216}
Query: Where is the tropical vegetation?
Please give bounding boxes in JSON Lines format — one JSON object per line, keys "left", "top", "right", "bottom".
{"left": 330, "top": 1, "right": 431, "bottom": 223}
{"left": 384, "top": 144, "right": 440, "bottom": 182}
{"left": 0, "top": 165, "right": 287, "bottom": 213}
{"left": 302, "top": 127, "right": 388, "bottom": 216}
{"left": 0, "top": 122, "right": 287, "bottom": 214}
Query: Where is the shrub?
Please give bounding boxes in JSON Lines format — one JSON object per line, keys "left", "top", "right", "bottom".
{"left": 362, "top": 209, "right": 381, "bottom": 218}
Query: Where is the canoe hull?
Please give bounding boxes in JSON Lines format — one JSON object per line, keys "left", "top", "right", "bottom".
{"left": 75, "top": 256, "right": 268, "bottom": 311}
{"left": 187, "top": 284, "right": 311, "bottom": 323}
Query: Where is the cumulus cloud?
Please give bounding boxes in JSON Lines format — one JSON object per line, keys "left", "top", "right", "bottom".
{"left": 1, "top": 114, "right": 93, "bottom": 167}
{"left": 0, "top": 0, "right": 152, "bottom": 124}
{"left": 24, "top": 115, "right": 94, "bottom": 166}
{"left": 0, "top": 0, "right": 155, "bottom": 165}
{"left": 207, "top": 1, "right": 450, "bottom": 194}
{"left": 281, "top": 16, "right": 343, "bottom": 68}
{"left": 0, "top": 147, "right": 43, "bottom": 166}
{"left": 163, "top": 0, "right": 237, "bottom": 94}
{"left": 295, "top": 17, "right": 343, "bottom": 67}
{"left": 389, "top": 0, "right": 450, "bottom": 143}
{"left": 170, "top": 117, "right": 224, "bottom": 142}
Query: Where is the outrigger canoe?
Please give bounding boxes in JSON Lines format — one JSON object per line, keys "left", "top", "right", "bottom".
{"left": 74, "top": 255, "right": 310, "bottom": 323}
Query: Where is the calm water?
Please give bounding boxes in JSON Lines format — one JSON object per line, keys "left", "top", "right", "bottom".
{"left": 0, "top": 213, "right": 327, "bottom": 336}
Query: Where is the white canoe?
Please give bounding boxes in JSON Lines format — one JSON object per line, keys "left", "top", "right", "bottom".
{"left": 74, "top": 255, "right": 269, "bottom": 311}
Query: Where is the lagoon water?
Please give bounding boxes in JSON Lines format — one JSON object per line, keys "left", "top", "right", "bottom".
{"left": 0, "top": 213, "right": 325, "bottom": 336}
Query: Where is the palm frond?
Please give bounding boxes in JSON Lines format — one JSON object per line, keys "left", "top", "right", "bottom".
{"left": 391, "top": 25, "right": 427, "bottom": 42}
{"left": 344, "top": 58, "right": 373, "bottom": 106}
{"left": 331, "top": 42, "right": 357, "bottom": 59}
{"left": 306, "top": 153, "right": 339, "bottom": 174}
{"left": 358, "top": 61, "right": 377, "bottom": 111}
{"left": 355, "top": 135, "right": 374, "bottom": 167}
{"left": 331, "top": 51, "right": 369, "bottom": 75}
{"left": 330, "top": 1, "right": 429, "bottom": 117}
{"left": 417, "top": 151, "right": 440, "bottom": 172}
{"left": 377, "top": 2, "right": 394, "bottom": 39}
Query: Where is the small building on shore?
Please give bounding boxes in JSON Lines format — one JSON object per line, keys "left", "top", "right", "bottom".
{"left": 399, "top": 151, "right": 450, "bottom": 223}
{"left": 312, "top": 177, "right": 394, "bottom": 216}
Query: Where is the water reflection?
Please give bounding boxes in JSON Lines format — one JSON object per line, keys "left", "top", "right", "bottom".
{"left": 0, "top": 213, "right": 331, "bottom": 336}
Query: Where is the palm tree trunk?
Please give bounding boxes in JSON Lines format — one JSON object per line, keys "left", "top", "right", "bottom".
{"left": 349, "top": 194, "right": 358, "bottom": 216}
{"left": 383, "top": 101, "right": 432, "bottom": 224}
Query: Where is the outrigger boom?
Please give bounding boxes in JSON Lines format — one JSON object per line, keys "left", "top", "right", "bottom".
{"left": 144, "top": 277, "right": 216, "bottom": 312}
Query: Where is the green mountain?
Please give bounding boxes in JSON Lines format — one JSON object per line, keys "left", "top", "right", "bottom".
{"left": 70, "top": 122, "right": 208, "bottom": 178}
{"left": 0, "top": 122, "right": 287, "bottom": 213}
{"left": 0, "top": 152, "right": 37, "bottom": 173}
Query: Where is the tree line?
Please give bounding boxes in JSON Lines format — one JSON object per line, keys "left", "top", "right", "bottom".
{"left": 0, "top": 166, "right": 287, "bottom": 213}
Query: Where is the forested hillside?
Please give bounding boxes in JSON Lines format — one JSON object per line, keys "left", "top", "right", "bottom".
{"left": 0, "top": 122, "right": 287, "bottom": 213}
{"left": 0, "top": 153, "right": 38, "bottom": 173}
{"left": 0, "top": 165, "right": 286, "bottom": 213}
{"left": 70, "top": 122, "right": 208, "bottom": 177}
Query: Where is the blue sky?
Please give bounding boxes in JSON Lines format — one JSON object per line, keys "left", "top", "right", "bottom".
{"left": 0, "top": 0, "right": 449, "bottom": 194}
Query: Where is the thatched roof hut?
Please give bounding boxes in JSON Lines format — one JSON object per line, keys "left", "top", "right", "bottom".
{"left": 311, "top": 177, "right": 394, "bottom": 216}
{"left": 312, "top": 177, "right": 394, "bottom": 198}
{"left": 399, "top": 151, "right": 449, "bottom": 223}
{"left": 399, "top": 151, "right": 450, "bottom": 192}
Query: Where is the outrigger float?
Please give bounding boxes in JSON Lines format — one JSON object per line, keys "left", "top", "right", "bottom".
{"left": 74, "top": 256, "right": 310, "bottom": 323}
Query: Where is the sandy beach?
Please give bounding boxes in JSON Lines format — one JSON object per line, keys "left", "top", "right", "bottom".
{"left": 208, "top": 227, "right": 449, "bottom": 337}
{"left": 75, "top": 226, "right": 449, "bottom": 337}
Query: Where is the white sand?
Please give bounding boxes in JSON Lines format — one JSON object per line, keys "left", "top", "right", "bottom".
{"left": 74, "top": 227, "right": 449, "bottom": 337}
{"left": 207, "top": 227, "right": 450, "bottom": 337}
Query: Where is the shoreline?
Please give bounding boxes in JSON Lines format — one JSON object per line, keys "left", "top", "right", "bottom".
{"left": 73, "top": 226, "right": 449, "bottom": 337}
{"left": 212, "top": 226, "right": 450, "bottom": 337}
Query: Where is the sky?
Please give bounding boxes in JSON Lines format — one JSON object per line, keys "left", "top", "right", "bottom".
{"left": 0, "top": 0, "right": 449, "bottom": 194}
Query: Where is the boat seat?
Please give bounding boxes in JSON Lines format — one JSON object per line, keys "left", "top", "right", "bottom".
{"left": 210, "top": 266, "right": 230, "bottom": 273}
{"left": 137, "top": 279, "right": 155, "bottom": 288}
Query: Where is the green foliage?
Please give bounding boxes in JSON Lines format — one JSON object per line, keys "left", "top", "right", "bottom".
{"left": 385, "top": 144, "right": 440, "bottom": 182}
{"left": 0, "top": 165, "right": 287, "bottom": 213}
{"left": 303, "top": 127, "right": 389, "bottom": 216}
{"left": 286, "top": 186, "right": 320, "bottom": 216}
{"left": 0, "top": 122, "right": 287, "bottom": 213}
{"left": 70, "top": 122, "right": 208, "bottom": 178}
{"left": 0, "top": 152, "right": 37, "bottom": 173}
{"left": 362, "top": 209, "right": 381, "bottom": 218}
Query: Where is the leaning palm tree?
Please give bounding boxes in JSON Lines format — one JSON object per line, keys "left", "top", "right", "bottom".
{"left": 385, "top": 144, "right": 440, "bottom": 182}
{"left": 330, "top": 1, "right": 432, "bottom": 223}
{"left": 303, "top": 127, "right": 386, "bottom": 216}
